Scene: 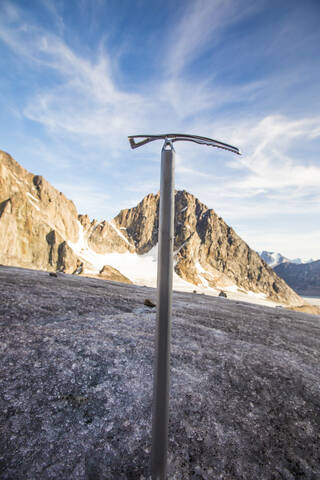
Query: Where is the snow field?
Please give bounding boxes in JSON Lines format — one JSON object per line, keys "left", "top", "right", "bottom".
{"left": 68, "top": 221, "right": 279, "bottom": 308}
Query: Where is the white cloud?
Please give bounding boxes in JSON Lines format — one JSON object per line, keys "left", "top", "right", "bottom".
{"left": 226, "top": 115, "right": 320, "bottom": 191}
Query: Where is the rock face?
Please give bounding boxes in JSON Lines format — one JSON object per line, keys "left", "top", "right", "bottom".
{"left": 0, "top": 151, "right": 79, "bottom": 273}
{"left": 274, "top": 260, "right": 320, "bottom": 296}
{"left": 114, "top": 193, "right": 159, "bottom": 254}
{"left": 0, "top": 149, "right": 301, "bottom": 304}
{"left": 78, "top": 215, "right": 134, "bottom": 254}
{"left": 0, "top": 151, "right": 129, "bottom": 283}
{"left": 0, "top": 265, "right": 319, "bottom": 479}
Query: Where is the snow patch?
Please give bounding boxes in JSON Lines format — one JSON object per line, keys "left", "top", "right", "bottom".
{"left": 195, "top": 262, "right": 220, "bottom": 291}
{"left": 247, "top": 290, "right": 267, "bottom": 299}
{"left": 68, "top": 222, "right": 156, "bottom": 283}
{"left": 173, "top": 241, "right": 187, "bottom": 258}
{"left": 195, "top": 262, "right": 209, "bottom": 288}
{"left": 224, "top": 285, "right": 239, "bottom": 293}
{"left": 26, "top": 196, "right": 40, "bottom": 212}
{"left": 26, "top": 192, "right": 39, "bottom": 202}
{"left": 195, "top": 262, "right": 208, "bottom": 274}
{"left": 68, "top": 223, "right": 205, "bottom": 291}
{"left": 8, "top": 170, "right": 25, "bottom": 186}
{"left": 108, "top": 221, "right": 132, "bottom": 246}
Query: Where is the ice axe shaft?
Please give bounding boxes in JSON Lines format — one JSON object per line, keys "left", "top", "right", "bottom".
{"left": 151, "top": 141, "right": 175, "bottom": 479}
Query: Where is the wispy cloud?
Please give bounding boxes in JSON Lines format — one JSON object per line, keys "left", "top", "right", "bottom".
{"left": 227, "top": 115, "right": 320, "bottom": 191}
{"left": 165, "top": 0, "right": 257, "bottom": 78}
{"left": 0, "top": 0, "right": 264, "bottom": 152}
{"left": 39, "top": 0, "right": 65, "bottom": 34}
{"left": 54, "top": 181, "right": 111, "bottom": 219}
{"left": 0, "top": 3, "right": 146, "bottom": 154}
{"left": 0, "top": 0, "right": 319, "bottom": 258}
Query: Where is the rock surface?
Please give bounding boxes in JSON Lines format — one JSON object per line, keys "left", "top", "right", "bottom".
{"left": 79, "top": 215, "right": 134, "bottom": 254}
{"left": 0, "top": 265, "right": 319, "bottom": 480}
{"left": 274, "top": 260, "right": 320, "bottom": 296}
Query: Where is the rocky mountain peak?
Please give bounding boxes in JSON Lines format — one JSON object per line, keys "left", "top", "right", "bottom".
{"left": 110, "top": 189, "right": 301, "bottom": 305}
{"left": 0, "top": 149, "right": 303, "bottom": 306}
{"left": 113, "top": 192, "right": 160, "bottom": 254}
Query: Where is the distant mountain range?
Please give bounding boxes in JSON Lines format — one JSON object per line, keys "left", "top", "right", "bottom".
{"left": 258, "top": 251, "right": 319, "bottom": 297}
{"left": 0, "top": 149, "right": 303, "bottom": 305}
{"left": 258, "top": 251, "right": 316, "bottom": 268}
{"left": 274, "top": 261, "right": 320, "bottom": 297}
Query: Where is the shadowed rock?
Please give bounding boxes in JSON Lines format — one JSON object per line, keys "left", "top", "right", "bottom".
{"left": 275, "top": 260, "right": 320, "bottom": 297}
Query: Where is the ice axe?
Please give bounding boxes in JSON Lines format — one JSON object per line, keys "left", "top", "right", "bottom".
{"left": 128, "top": 133, "right": 240, "bottom": 480}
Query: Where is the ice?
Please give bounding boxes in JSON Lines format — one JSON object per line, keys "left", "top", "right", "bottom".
{"left": 1, "top": 265, "right": 319, "bottom": 479}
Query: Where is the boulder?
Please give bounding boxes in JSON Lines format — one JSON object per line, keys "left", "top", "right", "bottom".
{"left": 98, "top": 265, "right": 132, "bottom": 284}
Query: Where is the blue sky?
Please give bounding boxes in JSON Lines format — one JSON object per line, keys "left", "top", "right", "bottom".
{"left": 0, "top": 0, "right": 319, "bottom": 259}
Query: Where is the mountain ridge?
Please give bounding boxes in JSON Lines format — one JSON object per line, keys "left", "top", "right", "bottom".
{"left": 259, "top": 250, "right": 316, "bottom": 268}
{"left": 0, "top": 149, "right": 302, "bottom": 305}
